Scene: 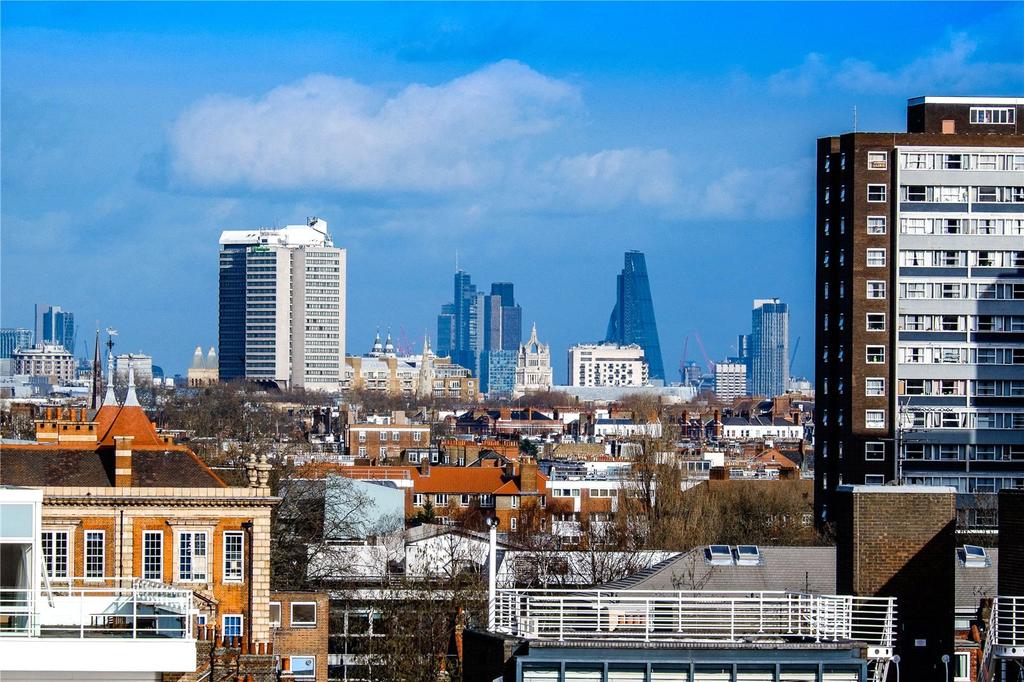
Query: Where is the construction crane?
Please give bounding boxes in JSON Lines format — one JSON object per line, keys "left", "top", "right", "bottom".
{"left": 790, "top": 336, "right": 801, "bottom": 374}
{"left": 692, "top": 333, "right": 715, "bottom": 373}
{"left": 678, "top": 336, "right": 690, "bottom": 383}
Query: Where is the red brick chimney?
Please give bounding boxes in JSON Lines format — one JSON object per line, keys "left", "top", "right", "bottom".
{"left": 114, "top": 435, "right": 134, "bottom": 487}
{"left": 713, "top": 410, "right": 722, "bottom": 439}
{"left": 520, "top": 458, "right": 538, "bottom": 493}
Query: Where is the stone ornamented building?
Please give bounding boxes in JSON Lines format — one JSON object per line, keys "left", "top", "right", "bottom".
{"left": 0, "top": 367, "right": 279, "bottom": 680}
{"left": 513, "top": 324, "right": 553, "bottom": 398}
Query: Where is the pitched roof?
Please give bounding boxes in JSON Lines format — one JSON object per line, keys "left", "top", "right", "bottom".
{"left": 0, "top": 447, "right": 226, "bottom": 488}
{"left": 416, "top": 467, "right": 508, "bottom": 494}
{"left": 955, "top": 547, "right": 998, "bottom": 611}
{"left": 97, "top": 405, "right": 165, "bottom": 447}
{"left": 753, "top": 449, "right": 800, "bottom": 470}
{"left": 602, "top": 546, "right": 837, "bottom": 594}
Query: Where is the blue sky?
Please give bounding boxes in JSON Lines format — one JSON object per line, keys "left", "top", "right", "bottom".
{"left": 3, "top": 2, "right": 1022, "bottom": 379}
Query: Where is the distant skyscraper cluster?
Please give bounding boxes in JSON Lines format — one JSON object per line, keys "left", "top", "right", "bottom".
{"left": 33, "top": 304, "right": 75, "bottom": 354}
{"left": 605, "top": 251, "right": 665, "bottom": 383}
{"left": 218, "top": 217, "right": 346, "bottom": 391}
{"left": 436, "top": 271, "right": 522, "bottom": 395}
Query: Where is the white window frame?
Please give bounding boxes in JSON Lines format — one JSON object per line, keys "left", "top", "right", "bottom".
{"left": 290, "top": 656, "right": 316, "bottom": 680}
{"left": 866, "top": 313, "right": 886, "bottom": 331}
{"left": 223, "top": 531, "right": 244, "bottom": 583}
{"left": 143, "top": 530, "right": 163, "bottom": 581}
{"left": 867, "top": 151, "right": 888, "bottom": 170}
{"left": 867, "top": 184, "right": 887, "bottom": 202}
{"left": 479, "top": 494, "right": 495, "bottom": 508}
{"left": 222, "top": 614, "right": 243, "bottom": 639}
{"left": 510, "top": 516, "right": 518, "bottom": 531}
{"left": 867, "top": 216, "right": 887, "bottom": 234}
{"left": 864, "top": 442, "right": 885, "bottom": 461}
{"left": 866, "top": 346, "right": 886, "bottom": 364}
{"left": 434, "top": 493, "right": 449, "bottom": 507}
{"left": 867, "top": 281, "right": 886, "bottom": 299}
{"left": 176, "top": 530, "right": 209, "bottom": 583}
{"left": 413, "top": 493, "right": 425, "bottom": 507}
{"left": 865, "top": 410, "right": 886, "bottom": 429}
{"left": 269, "top": 601, "right": 281, "bottom": 628}
{"left": 511, "top": 496, "right": 519, "bottom": 509}
{"left": 866, "top": 249, "right": 886, "bottom": 267}
{"left": 41, "top": 530, "right": 70, "bottom": 580}
{"left": 290, "top": 602, "right": 318, "bottom": 627}
{"left": 84, "top": 530, "right": 105, "bottom": 580}
{"left": 865, "top": 378, "right": 885, "bottom": 397}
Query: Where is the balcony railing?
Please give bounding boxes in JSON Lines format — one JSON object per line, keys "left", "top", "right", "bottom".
{"left": 992, "top": 596, "right": 1024, "bottom": 657}
{"left": 494, "top": 589, "right": 896, "bottom": 655}
{"left": 0, "top": 577, "right": 194, "bottom": 640}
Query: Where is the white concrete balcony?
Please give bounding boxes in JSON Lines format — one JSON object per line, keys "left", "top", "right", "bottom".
{"left": 0, "top": 577, "right": 197, "bottom": 675}
{"left": 494, "top": 588, "right": 897, "bottom": 658}
{"left": 992, "top": 596, "right": 1024, "bottom": 658}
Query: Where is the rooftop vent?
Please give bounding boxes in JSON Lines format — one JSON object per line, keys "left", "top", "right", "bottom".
{"left": 735, "top": 544, "right": 762, "bottom": 566}
{"left": 706, "top": 544, "right": 733, "bottom": 566}
{"left": 962, "top": 544, "right": 989, "bottom": 568}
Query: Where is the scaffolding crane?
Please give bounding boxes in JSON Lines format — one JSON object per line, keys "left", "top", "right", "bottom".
{"left": 790, "top": 336, "right": 801, "bottom": 374}
{"left": 693, "top": 333, "right": 715, "bottom": 373}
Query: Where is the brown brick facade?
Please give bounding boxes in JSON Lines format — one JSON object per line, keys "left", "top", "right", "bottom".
{"left": 270, "top": 592, "right": 330, "bottom": 682}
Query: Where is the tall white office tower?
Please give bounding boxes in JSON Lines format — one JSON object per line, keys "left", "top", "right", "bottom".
{"left": 219, "top": 217, "right": 346, "bottom": 392}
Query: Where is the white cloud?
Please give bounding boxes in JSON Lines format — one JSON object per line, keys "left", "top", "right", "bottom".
{"left": 167, "top": 61, "right": 810, "bottom": 222}
{"left": 169, "top": 60, "right": 580, "bottom": 192}
{"left": 769, "top": 33, "right": 1020, "bottom": 96}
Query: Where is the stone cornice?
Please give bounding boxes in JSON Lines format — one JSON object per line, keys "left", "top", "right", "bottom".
{"left": 41, "top": 492, "right": 280, "bottom": 509}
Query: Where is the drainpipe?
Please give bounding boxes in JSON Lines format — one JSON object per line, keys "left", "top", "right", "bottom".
{"left": 242, "top": 521, "right": 254, "bottom": 650}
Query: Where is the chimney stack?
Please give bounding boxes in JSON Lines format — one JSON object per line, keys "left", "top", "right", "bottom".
{"left": 114, "top": 435, "right": 134, "bottom": 487}
{"left": 520, "top": 457, "right": 538, "bottom": 493}
{"left": 713, "top": 409, "right": 722, "bottom": 439}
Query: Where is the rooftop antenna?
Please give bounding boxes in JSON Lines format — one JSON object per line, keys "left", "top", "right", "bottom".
{"left": 853, "top": 105, "right": 858, "bottom": 133}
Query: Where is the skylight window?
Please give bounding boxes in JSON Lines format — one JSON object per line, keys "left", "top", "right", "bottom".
{"left": 735, "top": 545, "right": 762, "bottom": 566}
{"left": 706, "top": 544, "right": 733, "bottom": 566}
{"left": 962, "top": 545, "right": 989, "bottom": 568}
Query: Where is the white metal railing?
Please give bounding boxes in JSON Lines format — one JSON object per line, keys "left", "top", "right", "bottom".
{"left": 0, "top": 577, "right": 193, "bottom": 640}
{"left": 992, "top": 596, "right": 1024, "bottom": 656}
{"left": 494, "top": 589, "right": 896, "bottom": 650}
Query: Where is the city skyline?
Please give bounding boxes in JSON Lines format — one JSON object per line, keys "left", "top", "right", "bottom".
{"left": 3, "top": 3, "right": 1023, "bottom": 378}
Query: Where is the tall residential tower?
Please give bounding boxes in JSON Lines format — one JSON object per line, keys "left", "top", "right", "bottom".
{"left": 750, "top": 298, "right": 790, "bottom": 398}
{"left": 605, "top": 251, "right": 665, "bottom": 382}
{"left": 815, "top": 96, "right": 1024, "bottom": 525}
{"left": 219, "top": 217, "right": 346, "bottom": 391}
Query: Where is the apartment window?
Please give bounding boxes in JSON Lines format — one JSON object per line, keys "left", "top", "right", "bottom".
{"left": 85, "top": 530, "right": 105, "bottom": 579}
{"left": 434, "top": 494, "right": 449, "bottom": 507}
{"left": 290, "top": 657, "right": 316, "bottom": 680}
{"left": 823, "top": 218, "right": 830, "bottom": 236}
{"left": 940, "top": 250, "right": 964, "bottom": 266}
{"left": 940, "top": 315, "right": 962, "bottom": 332}
{"left": 270, "top": 602, "right": 281, "bottom": 627}
{"left": 357, "top": 431, "right": 366, "bottom": 443}
{"left": 867, "top": 281, "right": 886, "bottom": 299}
{"left": 223, "top": 531, "right": 244, "bottom": 583}
{"left": 970, "top": 107, "right": 1015, "bottom": 124}
{"left": 177, "top": 531, "right": 209, "bottom": 582}
{"left": 905, "top": 379, "right": 926, "bottom": 395}
{"left": 41, "top": 530, "right": 69, "bottom": 579}
{"left": 379, "top": 446, "right": 388, "bottom": 458}
{"left": 866, "top": 313, "right": 886, "bottom": 331}
{"left": 413, "top": 431, "right": 422, "bottom": 442}
{"left": 977, "top": 187, "right": 998, "bottom": 203}
{"left": 838, "top": 313, "right": 845, "bottom": 330}
{"left": 867, "top": 216, "right": 887, "bottom": 234}
{"left": 865, "top": 378, "right": 885, "bottom": 396}
{"left": 412, "top": 493, "right": 425, "bottom": 507}
{"left": 943, "top": 153, "right": 965, "bottom": 170}
{"left": 865, "top": 442, "right": 885, "bottom": 461}
{"left": 824, "top": 156, "right": 830, "bottom": 172}
{"left": 865, "top": 475, "right": 886, "bottom": 486}
{"left": 840, "top": 185, "right": 846, "bottom": 202}
{"left": 479, "top": 494, "right": 495, "bottom": 508}
{"left": 357, "top": 446, "right": 367, "bottom": 457}
{"left": 865, "top": 411, "right": 886, "bottom": 429}
{"left": 291, "top": 602, "right": 317, "bottom": 627}
{"left": 511, "top": 496, "right": 520, "bottom": 509}
{"left": 510, "top": 517, "right": 518, "bottom": 531}
{"left": 392, "top": 432, "right": 400, "bottom": 442}
{"left": 223, "top": 614, "right": 243, "bottom": 639}
{"left": 867, "top": 184, "right": 887, "bottom": 202}
{"left": 941, "top": 283, "right": 963, "bottom": 299}
{"left": 143, "top": 531, "right": 163, "bottom": 581}
{"left": 866, "top": 346, "right": 885, "bottom": 364}
{"left": 460, "top": 494, "right": 471, "bottom": 507}
{"left": 868, "top": 151, "right": 887, "bottom": 170}
{"left": 866, "top": 249, "right": 886, "bottom": 267}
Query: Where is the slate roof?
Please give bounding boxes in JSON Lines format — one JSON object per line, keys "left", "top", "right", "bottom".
{"left": 955, "top": 547, "right": 998, "bottom": 611}
{"left": 0, "top": 447, "right": 225, "bottom": 488}
{"left": 601, "top": 546, "right": 837, "bottom": 594}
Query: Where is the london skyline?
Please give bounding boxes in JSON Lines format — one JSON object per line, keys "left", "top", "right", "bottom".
{"left": 3, "top": 2, "right": 1022, "bottom": 377}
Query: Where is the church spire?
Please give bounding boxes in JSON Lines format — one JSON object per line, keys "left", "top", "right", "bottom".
{"left": 101, "top": 350, "right": 117, "bottom": 407}
{"left": 123, "top": 362, "right": 141, "bottom": 407}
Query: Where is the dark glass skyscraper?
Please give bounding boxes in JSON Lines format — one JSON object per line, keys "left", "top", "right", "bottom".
{"left": 605, "top": 251, "right": 665, "bottom": 382}
{"left": 218, "top": 243, "right": 248, "bottom": 381}
{"left": 437, "top": 271, "right": 523, "bottom": 390}
{"left": 41, "top": 306, "right": 75, "bottom": 355}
